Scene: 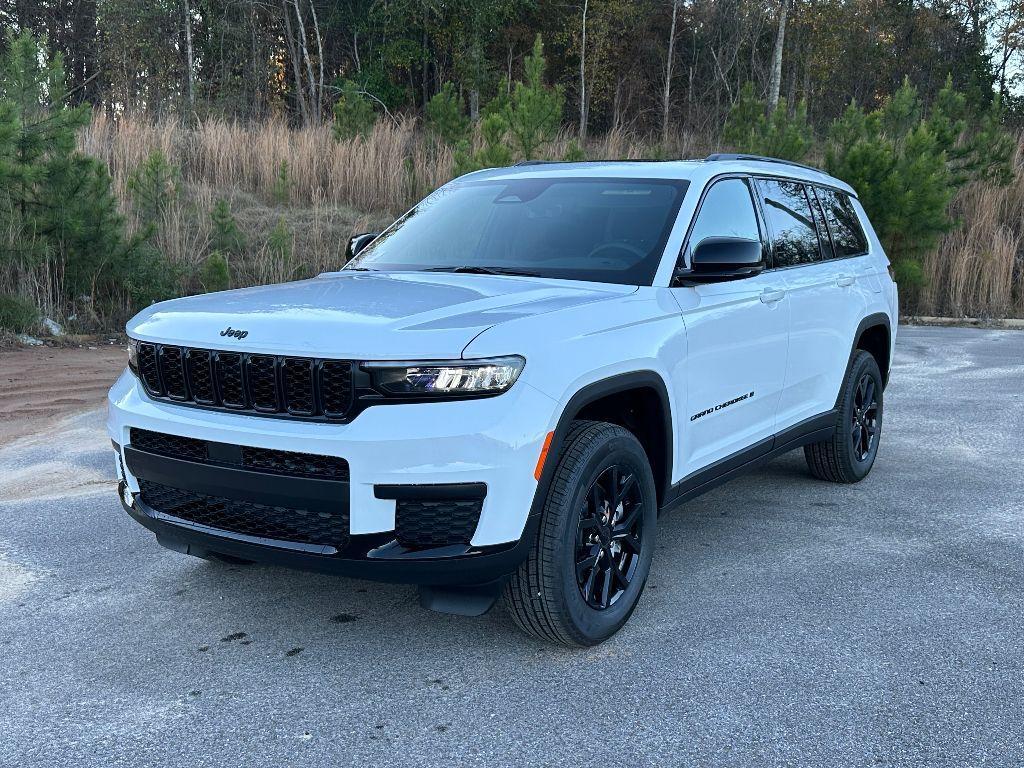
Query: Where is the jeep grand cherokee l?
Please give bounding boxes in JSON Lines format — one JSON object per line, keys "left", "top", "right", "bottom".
{"left": 108, "top": 154, "right": 898, "bottom": 646}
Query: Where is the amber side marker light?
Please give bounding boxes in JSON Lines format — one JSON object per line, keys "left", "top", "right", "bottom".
{"left": 534, "top": 431, "right": 555, "bottom": 481}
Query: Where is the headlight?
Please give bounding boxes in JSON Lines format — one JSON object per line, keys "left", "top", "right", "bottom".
{"left": 127, "top": 337, "right": 140, "bottom": 373}
{"left": 363, "top": 356, "right": 525, "bottom": 397}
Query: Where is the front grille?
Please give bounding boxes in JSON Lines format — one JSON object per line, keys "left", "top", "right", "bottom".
{"left": 130, "top": 428, "right": 349, "bottom": 481}
{"left": 139, "top": 480, "right": 349, "bottom": 548}
{"left": 134, "top": 342, "right": 354, "bottom": 421}
{"left": 395, "top": 498, "right": 483, "bottom": 549}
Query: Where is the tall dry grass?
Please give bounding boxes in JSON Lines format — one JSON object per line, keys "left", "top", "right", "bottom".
{"left": 82, "top": 112, "right": 451, "bottom": 215}
{"left": 921, "top": 139, "right": 1024, "bottom": 317}
{"left": 81, "top": 112, "right": 707, "bottom": 215}
{"left": 75, "top": 113, "right": 1024, "bottom": 321}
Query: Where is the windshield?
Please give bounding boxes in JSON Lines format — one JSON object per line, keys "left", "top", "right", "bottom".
{"left": 346, "top": 177, "right": 689, "bottom": 285}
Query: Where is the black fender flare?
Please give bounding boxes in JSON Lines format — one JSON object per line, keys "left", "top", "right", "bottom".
{"left": 524, "top": 370, "right": 674, "bottom": 527}
{"left": 838, "top": 313, "right": 892, "bottom": 405}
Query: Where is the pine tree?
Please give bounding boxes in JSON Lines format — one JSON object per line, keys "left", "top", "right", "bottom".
{"left": 0, "top": 31, "right": 143, "bottom": 323}
{"left": 127, "top": 150, "right": 180, "bottom": 225}
{"left": 426, "top": 82, "right": 470, "bottom": 146}
{"left": 723, "top": 82, "right": 812, "bottom": 161}
{"left": 453, "top": 113, "right": 514, "bottom": 175}
{"left": 825, "top": 85, "right": 953, "bottom": 291}
{"left": 504, "top": 35, "right": 563, "bottom": 161}
{"left": 332, "top": 81, "right": 376, "bottom": 141}
{"left": 210, "top": 197, "right": 246, "bottom": 255}
{"left": 200, "top": 252, "right": 231, "bottom": 293}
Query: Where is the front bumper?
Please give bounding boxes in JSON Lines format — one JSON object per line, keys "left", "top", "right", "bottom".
{"left": 118, "top": 480, "right": 536, "bottom": 586}
{"left": 108, "top": 369, "right": 558, "bottom": 583}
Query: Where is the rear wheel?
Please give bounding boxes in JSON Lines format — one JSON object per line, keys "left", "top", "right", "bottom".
{"left": 804, "top": 350, "right": 883, "bottom": 483}
{"left": 504, "top": 421, "right": 657, "bottom": 646}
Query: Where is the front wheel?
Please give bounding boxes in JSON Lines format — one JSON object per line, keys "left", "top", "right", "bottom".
{"left": 504, "top": 421, "right": 657, "bottom": 646}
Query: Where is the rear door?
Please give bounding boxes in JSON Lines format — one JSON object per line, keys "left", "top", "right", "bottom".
{"left": 754, "top": 178, "right": 868, "bottom": 429}
{"left": 668, "top": 176, "right": 790, "bottom": 479}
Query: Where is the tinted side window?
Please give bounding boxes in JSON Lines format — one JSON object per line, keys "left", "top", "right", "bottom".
{"left": 817, "top": 187, "right": 868, "bottom": 257}
{"left": 757, "top": 179, "right": 820, "bottom": 268}
{"left": 686, "top": 178, "right": 761, "bottom": 259}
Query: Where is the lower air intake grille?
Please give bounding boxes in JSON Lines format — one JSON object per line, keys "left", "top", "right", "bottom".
{"left": 395, "top": 498, "right": 483, "bottom": 549}
{"left": 139, "top": 479, "right": 349, "bottom": 548}
{"left": 129, "top": 428, "right": 349, "bottom": 481}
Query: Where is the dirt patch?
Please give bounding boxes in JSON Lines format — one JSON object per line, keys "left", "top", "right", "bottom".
{"left": 0, "top": 344, "right": 126, "bottom": 445}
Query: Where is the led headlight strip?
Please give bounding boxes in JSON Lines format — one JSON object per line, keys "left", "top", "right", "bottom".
{"left": 362, "top": 356, "right": 525, "bottom": 397}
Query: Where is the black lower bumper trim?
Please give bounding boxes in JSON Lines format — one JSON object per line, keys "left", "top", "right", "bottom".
{"left": 125, "top": 446, "right": 348, "bottom": 515}
{"left": 120, "top": 483, "right": 533, "bottom": 586}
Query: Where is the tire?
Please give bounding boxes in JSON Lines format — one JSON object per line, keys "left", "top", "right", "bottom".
{"left": 804, "top": 350, "right": 883, "bottom": 483}
{"left": 504, "top": 420, "right": 658, "bottom": 646}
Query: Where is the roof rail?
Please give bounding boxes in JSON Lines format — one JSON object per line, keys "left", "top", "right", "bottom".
{"left": 511, "top": 158, "right": 682, "bottom": 167}
{"left": 705, "top": 153, "right": 823, "bottom": 174}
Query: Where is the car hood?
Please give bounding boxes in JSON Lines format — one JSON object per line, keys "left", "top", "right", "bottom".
{"left": 127, "top": 271, "right": 637, "bottom": 359}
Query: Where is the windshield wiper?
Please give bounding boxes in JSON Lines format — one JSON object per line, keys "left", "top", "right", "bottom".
{"left": 423, "top": 265, "right": 542, "bottom": 277}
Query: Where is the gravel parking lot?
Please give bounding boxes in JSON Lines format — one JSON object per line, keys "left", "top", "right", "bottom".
{"left": 1, "top": 326, "right": 1022, "bottom": 767}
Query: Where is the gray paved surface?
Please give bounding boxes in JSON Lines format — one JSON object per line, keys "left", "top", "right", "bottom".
{"left": 1, "top": 326, "right": 1023, "bottom": 767}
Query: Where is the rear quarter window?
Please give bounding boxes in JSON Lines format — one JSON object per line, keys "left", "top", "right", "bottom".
{"left": 816, "top": 187, "right": 868, "bottom": 257}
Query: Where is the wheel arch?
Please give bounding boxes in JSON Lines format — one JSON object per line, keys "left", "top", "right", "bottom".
{"left": 530, "top": 372, "right": 674, "bottom": 519}
{"left": 853, "top": 313, "right": 892, "bottom": 387}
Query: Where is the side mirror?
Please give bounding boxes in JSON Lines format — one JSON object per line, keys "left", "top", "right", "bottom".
{"left": 673, "top": 237, "right": 765, "bottom": 286}
{"left": 346, "top": 232, "right": 380, "bottom": 260}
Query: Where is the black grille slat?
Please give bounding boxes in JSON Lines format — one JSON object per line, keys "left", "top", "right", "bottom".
{"left": 186, "top": 349, "right": 215, "bottom": 404}
{"left": 138, "top": 479, "right": 349, "bottom": 548}
{"left": 134, "top": 344, "right": 354, "bottom": 421}
{"left": 247, "top": 355, "right": 279, "bottom": 411}
{"left": 395, "top": 498, "right": 483, "bottom": 549}
{"left": 159, "top": 346, "right": 188, "bottom": 400}
{"left": 320, "top": 361, "right": 353, "bottom": 417}
{"left": 215, "top": 353, "right": 246, "bottom": 409}
{"left": 283, "top": 358, "right": 315, "bottom": 415}
{"left": 138, "top": 343, "right": 162, "bottom": 395}
{"left": 129, "top": 428, "right": 349, "bottom": 481}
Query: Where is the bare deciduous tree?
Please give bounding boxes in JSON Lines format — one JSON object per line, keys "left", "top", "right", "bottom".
{"left": 662, "top": 0, "right": 680, "bottom": 143}
{"left": 579, "top": 0, "right": 589, "bottom": 140}
{"left": 767, "top": 0, "right": 788, "bottom": 114}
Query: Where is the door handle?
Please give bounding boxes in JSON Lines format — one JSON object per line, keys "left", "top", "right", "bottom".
{"left": 759, "top": 288, "right": 785, "bottom": 304}
{"left": 836, "top": 275, "right": 856, "bottom": 287}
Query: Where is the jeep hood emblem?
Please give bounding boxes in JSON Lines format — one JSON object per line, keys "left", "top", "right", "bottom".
{"left": 220, "top": 326, "right": 248, "bottom": 339}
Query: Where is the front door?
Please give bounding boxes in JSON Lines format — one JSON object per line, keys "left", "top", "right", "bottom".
{"left": 668, "top": 176, "right": 790, "bottom": 480}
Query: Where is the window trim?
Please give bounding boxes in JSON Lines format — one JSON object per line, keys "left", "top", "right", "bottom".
{"left": 807, "top": 185, "right": 835, "bottom": 261}
{"left": 675, "top": 173, "right": 769, "bottom": 274}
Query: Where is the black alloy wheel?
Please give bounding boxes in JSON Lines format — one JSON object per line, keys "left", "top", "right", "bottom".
{"left": 851, "top": 372, "right": 880, "bottom": 462}
{"left": 575, "top": 465, "right": 645, "bottom": 610}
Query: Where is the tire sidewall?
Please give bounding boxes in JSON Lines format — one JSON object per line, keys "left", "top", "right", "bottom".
{"left": 551, "top": 431, "right": 657, "bottom": 644}
{"left": 843, "top": 353, "right": 883, "bottom": 479}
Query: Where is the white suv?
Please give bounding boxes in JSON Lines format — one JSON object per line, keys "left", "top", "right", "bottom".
{"left": 108, "top": 154, "right": 897, "bottom": 646}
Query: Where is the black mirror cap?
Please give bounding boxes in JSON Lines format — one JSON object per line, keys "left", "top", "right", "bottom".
{"left": 673, "top": 236, "right": 765, "bottom": 286}
{"left": 346, "top": 232, "right": 380, "bottom": 260}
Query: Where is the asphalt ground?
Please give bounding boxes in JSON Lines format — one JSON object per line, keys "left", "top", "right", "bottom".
{"left": 1, "top": 325, "right": 1022, "bottom": 767}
